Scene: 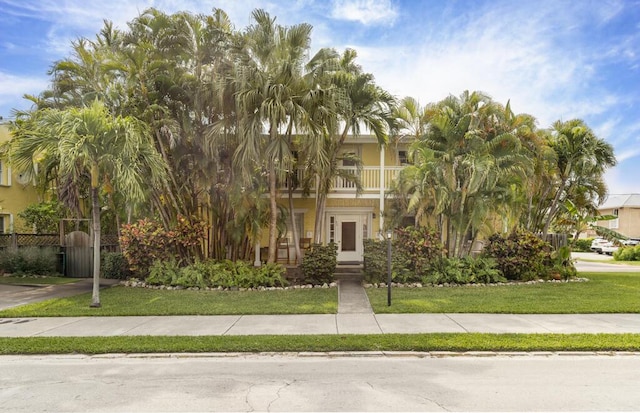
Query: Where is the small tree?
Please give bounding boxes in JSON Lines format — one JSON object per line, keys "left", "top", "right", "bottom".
{"left": 18, "top": 201, "right": 65, "bottom": 234}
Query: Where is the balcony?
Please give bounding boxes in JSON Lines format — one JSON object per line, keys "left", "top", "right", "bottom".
{"left": 284, "top": 166, "right": 404, "bottom": 193}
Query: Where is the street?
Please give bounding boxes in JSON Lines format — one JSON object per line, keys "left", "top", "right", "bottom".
{"left": 2, "top": 353, "right": 640, "bottom": 412}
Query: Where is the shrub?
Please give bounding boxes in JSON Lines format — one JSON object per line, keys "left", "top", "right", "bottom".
{"left": 570, "top": 238, "right": 593, "bottom": 252}
{"left": 301, "top": 243, "right": 337, "bottom": 285}
{"left": 146, "top": 259, "right": 181, "bottom": 286}
{"left": 614, "top": 245, "right": 640, "bottom": 261}
{"left": 549, "top": 245, "right": 577, "bottom": 280}
{"left": 362, "top": 227, "right": 445, "bottom": 284}
{"left": 0, "top": 247, "right": 58, "bottom": 275}
{"left": 252, "top": 262, "right": 288, "bottom": 288}
{"left": 483, "top": 229, "right": 552, "bottom": 281}
{"left": 18, "top": 201, "right": 65, "bottom": 234}
{"left": 119, "top": 216, "right": 207, "bottom": 276}
{"left": 362, "top": 239, "right": 415, "bottom": 284}
{"left": 394, "top": 226, "right": 444, "bottom": 276}
{"left": 101, "top": 252, "right": 132, "bottom": 279}
{"left": 422, "top": 256, "right": 504, "bottom": 285}
{"left": 120, "top": 219, "right": 171, "bottom": 275}
{"left": 143, "top": 259, "right": 288, "bottom": 289}
{"left": 424, "top": 257, "right": 467, "bottom": 285}
{"left": 363, "top": 239, "right": 386, "bottom": 282}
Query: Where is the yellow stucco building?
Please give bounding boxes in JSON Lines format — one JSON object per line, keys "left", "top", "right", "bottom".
{"left": 265, "top": 135, "right": 410, "bottom": 264}
{"left": 0, "top": 123, "right": 40, "bottom": 233}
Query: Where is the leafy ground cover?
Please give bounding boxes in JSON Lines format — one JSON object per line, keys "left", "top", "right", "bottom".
{"left": 0, "top": 276, "right": 79, "bottom": 286}
{"left": 0, "top": 286, "right": 338, "bottom": 317}
{"left": 368, "top": 273, "right": 640, "bottom": 313}
{"left": 1, "top": 333, "right": 639, "bottom": 355}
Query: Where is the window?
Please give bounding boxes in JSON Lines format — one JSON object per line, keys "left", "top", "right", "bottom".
{"left": 398, "top": 150, "right": 410, "bottom": 165}
{"left": 0, "top": 215, "right": 5, "bottom": 234}
{"left": 329, "top": 216, "right": 335, "bottom": 243}
{"left": 341, "top": 151, "right": 357, "bottom": 167}
{"left": 613, "top": 209, "right": 619, "bottom": 216}
{"left": 401, "top": 216, "right": 415, "bottom": 227}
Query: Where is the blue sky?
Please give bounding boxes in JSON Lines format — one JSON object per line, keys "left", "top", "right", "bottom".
{"left": 1, "top": 0, "right": 639, "bottom": 196}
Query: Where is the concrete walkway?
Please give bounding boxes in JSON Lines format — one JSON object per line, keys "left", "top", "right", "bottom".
{"left": 338, "top": 278, "right": 373, "bottom": 314}
{"left": 2, "top": 313, "right": 640, "bottom": 337}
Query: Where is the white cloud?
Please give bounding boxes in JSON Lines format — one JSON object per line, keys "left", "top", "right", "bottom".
{"left": 346, "top": 1, "right": 628, "bottom": 131}
{"left": 0, "top": 72, "right": 49, "bottom": 116}
{"left": 330, "top": 0, "right": 398, "bottom": 25}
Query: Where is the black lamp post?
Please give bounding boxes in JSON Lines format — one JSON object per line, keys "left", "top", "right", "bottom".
{"left": 386, "top": 229, "right": 392, "bottom": 306}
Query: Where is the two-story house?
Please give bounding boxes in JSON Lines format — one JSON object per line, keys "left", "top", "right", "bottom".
{"left": 268, "top": 135, "right": 409, "bottom": 263}
{"left": 594, "top": 194, "right": 640, "bottom": 239}
{"left": 0, "top": 124, "right": 40, "bottom": 233}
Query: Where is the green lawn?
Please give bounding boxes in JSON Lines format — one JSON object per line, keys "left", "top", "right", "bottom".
{"left": 1, "top": 333, "right": 640, "bottom": 355}
{"left": 0, "top": 286, "right": 338, "bottom": 317}
{"left": 0, "top": 276, "right": 79, "bottom": 286}
{"left": 368, "top": 273, "right": 640, "bottom": 313}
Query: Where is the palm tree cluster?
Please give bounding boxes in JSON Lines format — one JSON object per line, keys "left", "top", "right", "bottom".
{"left": 5, "top": 8, "right": 396, "bottom": 267}
{"left": 4, "top": 7, "right": 616, "bottom": 272}
{"left": 388, "top": 91, "right": 616, "bottom": 257}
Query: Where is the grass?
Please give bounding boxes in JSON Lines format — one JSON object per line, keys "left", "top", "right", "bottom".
{"left": 1, "top": 333, "right": 639, "bottom": 355}
{"left": 0, "top": 275, "right": 79, "bottom": 286}
{"left": 0, "top": 285, "right": 338, "bottom": 317}
{"left": 368, "top": 273, "right": 640, "bottom": 313}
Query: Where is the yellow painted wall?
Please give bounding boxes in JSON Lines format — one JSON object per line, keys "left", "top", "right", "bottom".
{"left": 357, "top": 142, "right": 410, "bottom": 167}
{"left": 0, "top": 124, "right": 40, "bottom": 233}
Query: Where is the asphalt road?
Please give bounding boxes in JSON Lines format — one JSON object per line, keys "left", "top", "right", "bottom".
{"left": 1, "top": 353, "right": 639, "bottom": 412}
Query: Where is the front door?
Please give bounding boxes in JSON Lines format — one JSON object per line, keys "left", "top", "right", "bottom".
{"left": 335, "top": 215, "right": 362, "bottom": 262}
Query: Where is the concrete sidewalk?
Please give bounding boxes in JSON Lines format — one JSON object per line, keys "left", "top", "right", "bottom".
{"left": 2, "top": 263, "right": 640, "bottom": 337}
{"left": 2, "top": 313, "right": 640, "bottom": 337}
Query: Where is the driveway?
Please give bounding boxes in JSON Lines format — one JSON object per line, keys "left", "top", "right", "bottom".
{"left": 572, "top": 251, "right": 640, "bottom": 273}
{"left": 0, "top": 278, "right": 119, "bottom": 310}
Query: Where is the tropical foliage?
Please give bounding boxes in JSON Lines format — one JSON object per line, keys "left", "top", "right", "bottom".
{"left": 2, "top": 7, "right": 617, "bottom": 278}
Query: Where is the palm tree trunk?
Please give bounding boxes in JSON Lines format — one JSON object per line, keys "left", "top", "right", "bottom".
{"left": 90, "top": 163, "right": 101, "bottom": 308}
{"left": 267, "top": 160, "right": 278, "bottom": 263}
{"left": 542, "top": 176, "right": 568, "bottom": 237}
{"left": 288, "top": 182, "right": 301, "bottom": 264}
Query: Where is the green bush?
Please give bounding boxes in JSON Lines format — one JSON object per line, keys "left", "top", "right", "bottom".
{"left": 423, "top": 256, "right": 504, "bottom": 285}
{"left": 0, "top": 247, "right": 58, "bottom": 275}
{"left": 101, "top": 252, "right": 132, "bottom": 279}
{"left": 394, "top": 226, "right": 444, "bottom": 276}
{"left": 614, "top": 245, "right": 640, "bottom": 261}
{"left": 362, "top": 239, "right": 415, "bottom": 283}
{"left": 570, "top": 238, "right": 593, "bottom": 252}
{"left": 119, "top": 216, "right": 207, "bottom": 276}
{"left": 146, "top": 259, "right": 181, "bottom": 286}
{"left": 483, "top": 230, "right": 552, "bottom": 281}
{"left": 144, "top": 259, "right": 288, "bottom": 289}
{"left": 301, "top": 243, "right": 337, "bottom": 285}
{"left": 363, "top": 227, "right": 445, "bottom": 284}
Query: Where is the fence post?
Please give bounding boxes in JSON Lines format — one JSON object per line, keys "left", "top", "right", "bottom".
{"left": 11, "top": 232, "right": 17, "bottom": 250}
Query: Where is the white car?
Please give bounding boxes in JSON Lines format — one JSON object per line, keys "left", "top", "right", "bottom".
{"left": 601, "top": 242, "right": 619, "bottom": 255}
{"left": 590, "top": 238, "right": 609, "bottom": 253}
{"left": 622, "top": 238, "right": 640, "bottom": 246}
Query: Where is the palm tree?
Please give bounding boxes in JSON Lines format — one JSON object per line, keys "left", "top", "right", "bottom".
{"left": 303, "top": 48, "right": 396, "bottom": 243}
{"left": 9, "top": 100, "right": 166, "bottom": 307}
{"left": 541, "top": 119, "right": 616, "bottom": 236}
{"left": 402, "top": 91, "right": 531, "bottom": 257}
{"left": 233, "top": 9, "right": 313, "bottom": 263}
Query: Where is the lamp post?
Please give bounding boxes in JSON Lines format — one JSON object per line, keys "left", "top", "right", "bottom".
{"left": 386, "top": 229, "right": 392, "bottom": 306}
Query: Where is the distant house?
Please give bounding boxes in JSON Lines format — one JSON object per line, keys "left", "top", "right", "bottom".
{"left": 0, "top": 124, "right": 40, "bottom": 233}
{"left": 594, "top": 194, "right": 640, "bottom": 238}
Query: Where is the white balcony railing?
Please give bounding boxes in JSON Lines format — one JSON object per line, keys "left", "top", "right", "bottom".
{"left": 285, "top": 166, "right": 403, "bottom": 192}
